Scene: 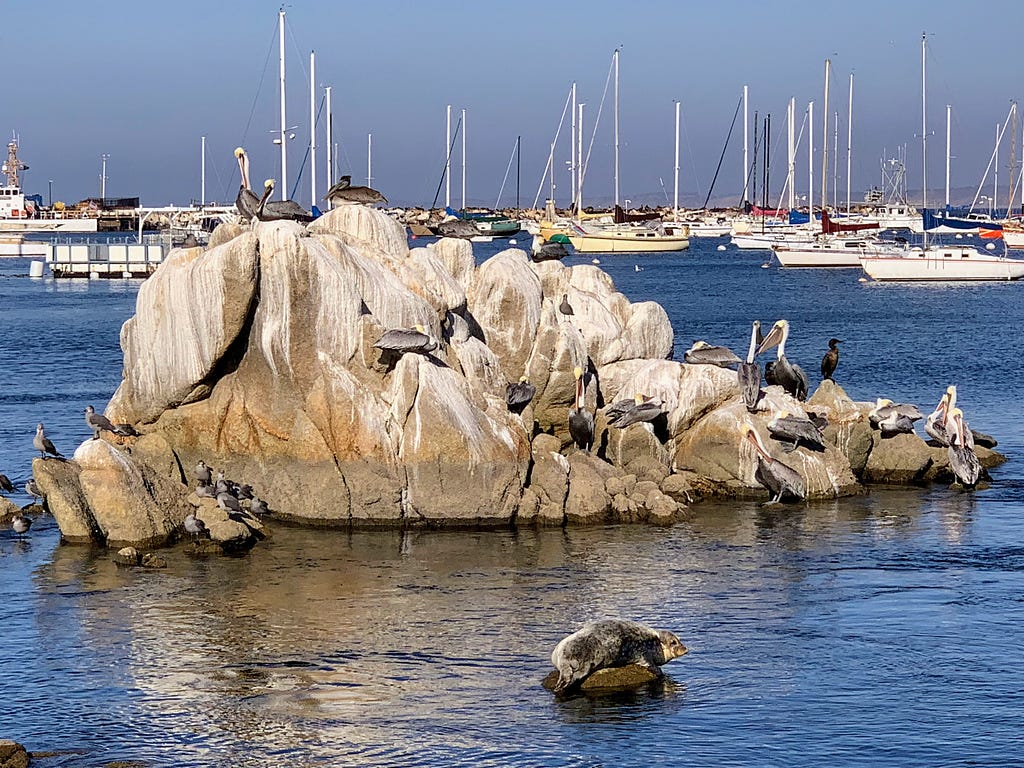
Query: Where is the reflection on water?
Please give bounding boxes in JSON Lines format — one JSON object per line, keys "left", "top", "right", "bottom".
{"left": 4, "top": 491, "right": 1024, "bottom": 766}
{"left": 3, "top": 243, "right": 1024, "bottom": 766}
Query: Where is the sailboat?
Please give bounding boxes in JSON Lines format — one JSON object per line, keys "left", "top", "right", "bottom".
{"left": 859, "top": 35, "right": 1024, "bottom": 282}
{"left": 566, "top": 50, "right": 689, "bottom": 254}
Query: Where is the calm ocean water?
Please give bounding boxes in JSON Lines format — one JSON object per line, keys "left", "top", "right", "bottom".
{"left": 2, "top": 235, "right": 1023, "bottom": 766}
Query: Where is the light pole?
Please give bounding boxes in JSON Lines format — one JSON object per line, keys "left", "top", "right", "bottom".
{"left": 48, "top": 179, "right": 52, "bottom": 207}
{"left": 100, "top": 154, "right": 109, "bottom": 199}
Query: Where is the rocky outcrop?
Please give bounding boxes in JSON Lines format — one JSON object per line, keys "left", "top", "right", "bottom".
{"left": 36, "top": 205, "right": 1005, "bottom": 548}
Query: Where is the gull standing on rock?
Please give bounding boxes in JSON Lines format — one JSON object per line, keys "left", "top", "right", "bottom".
{"left": 195, "top": 460, "right": 212, "bottom": 486}
{"left": 25, "top": 478, "right": 43, "bottom": 503}
{"left": 184, "top": 510, "right": 208, "bottom": 540}
{"left": 34, "top": 423, "right": 63, "bottom": 459}
{"left": 84, "top": 405, "right": 126, "bottom": 440}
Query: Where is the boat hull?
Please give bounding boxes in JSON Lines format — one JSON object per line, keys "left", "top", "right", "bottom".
{"left": 568, "top": 232, "right": 689, "bottom": 253}
{"left": 860, "top": 247, "right": 1024, "bottom": 281}
{"left": 773, "top": 239, "right": 877, "bottom": 268}
{"left": 0, "top": 218, "right": 98, "bottom": 233}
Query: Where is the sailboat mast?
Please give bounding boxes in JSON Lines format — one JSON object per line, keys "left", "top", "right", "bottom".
{"left": 993, "top": 123, "right": 998, "bottom": 217}
{"left": 846, "top": 73, "right": 853, "bottom": 213}
{"left": 445, "top": 105, "right": 452, "bottom": 209}
{"left": 821, "top": 58, "right": 830, "bottom": 210}
{"left": 1009, "top": 103, "right": 1017, "bottom": 214}
{"left": 368, "top": 133, "right": 373, "bottom": 188}
{"left": 673, "top": 100, "right": 680, "bottom": 219}
{"left": 278, "top": 8, "right": 287, "bottom": 201}
{"left": 516, "top": 135, "right": 521, "bottom": 213}
{"left": 833, "top": 111, "right": 839, "bottom": 209}
{"left": 614, "top": 48, "right": 620, "bottom": 208}
{"left": 325, "top": 86, "right": 333, "bottom": 199}
{"left": 310, "top": 51, "right": 316, "bottom": 208}
{"left": 570, "top": 83, "right": 577, "bottom": 210}
{"left": 743, "top": 85, "right": 749, "bottom": 204}
{"left": 922, "top": 32, "right": 928, "bottom": 247}
{"left": 201, "top": 136, "right": 206, "bottom": 206}
{"left": 577, "top": 103, "right": 585, "bottom": 214}
{"left": 462, "top": 108, "right": 467, "bottom": 210}
{"left": 787, "top": 97, "right": 795, "bottom": 211}
{"left": 945, "top": 104, "right": 951, "bottom": 211}
{"left": 808, "top": 100, "right": 814, "bottom": 215}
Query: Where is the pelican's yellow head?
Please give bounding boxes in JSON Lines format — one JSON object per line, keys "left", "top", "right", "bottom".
{"left": 573, "top": 366, "right": 583, "bottom": 380}
{"left": 234, "top": 147, "right": 245, "bottom": 158}
{"left": 263, "top": 178, "right": 275, "bottom": 190}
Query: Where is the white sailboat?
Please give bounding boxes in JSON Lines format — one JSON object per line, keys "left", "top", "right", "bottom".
{"left": 860, "top": 35, "right": 1024, "bottom": 282}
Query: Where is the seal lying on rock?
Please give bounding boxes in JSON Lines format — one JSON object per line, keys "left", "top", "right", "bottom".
{"left": 550, "top": 619, "right": 688, "bottom": 693}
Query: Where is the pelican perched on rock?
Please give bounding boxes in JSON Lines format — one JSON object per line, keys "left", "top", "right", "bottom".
{"left": 948, "top": 407, "right": 982, "bottom": 488}
{"left": 767, "top": 410, "right": 826, "bottom": 453}
{"left": 256, "top": 179, "right": 314, "bottom": 222}
{"left": 869, "top": 398, "right": 923, "bottom": 437}
{"left": 684, "top": 340, "right": 742, "bottom": 368}
{"left": 756, "top": 320, "right": 808, "bottom": 401}
{"left": 374, "top": 325, "right": 438, "bottom": 356}
{"left": 924, "top": 386, "right": 956, "bottom": 446}
{"left": 506, "top": 377, "right": 536, "bottom": 413}
{"left": 568, "top": 367, "right": 594, "bottom": 452}
{"left": 740, "top": 423, "right": 805, "bottom": 504}
{"left": 820, "top": 338, "right": 841, "bottom": 380}
{"left": 608, "top": 394, "right": 664, "bottom": 429}
{"left": 324, "top": 175, "right": 388, "bottom": 206}
{"left": 737, "top": 320, "right": 762, "bottom": 412}
{"left": 233, "top": 147, "right": 262, "bottom": 221}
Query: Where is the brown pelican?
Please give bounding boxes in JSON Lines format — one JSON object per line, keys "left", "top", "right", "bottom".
{"left": 684, "top": 340, "right": 742, "bottom": 368}
{"left": 820, "top": 338, "right": 841, "bottom": 380}
{"left": 256, "top": 179, "right": 314, "bottom": 222}
{"left": 0, "top": 473, "right": 13, "bottom": 494}
{"left": 737, "top": 320, "right": 762, "bottom": 412}
{"left": 869, "top": 398, "right": 922, "bottom": 437}
{"left": 924, "top": 386, "right": 955, "bottom": 446}
{"left": 34, "top": 423, "right": 62, "bottom": 459}
{"left": 324, "top": 175, "right": 388, "bottom": 206}
{"left": 767, "top": 410, "right": 826, "bottom": 453}
{"left": 756, "top": 320, "right": 808, "bottom": 401}
{"left": 506, "top": 377, "right": 536, "bottom": 413}
{"left": 234, "top": 147, "right": 262, "bottom": 221}
{"left": 608, "top": 394, "right": 664, "bottom": 429}
{"left": 948, "top": 407, "right": 982, "bottom": 488}
{"left": 84, "top": 405, "right": 128, "bottom": 440}
{"left": 568, "top": 367, "right": 594, "bottom": 451}
{"left": 373, "top": 325, "right": 438, "bottom": 356}
{"left": 740, "top": 423, "right": 806, "bottom": 504}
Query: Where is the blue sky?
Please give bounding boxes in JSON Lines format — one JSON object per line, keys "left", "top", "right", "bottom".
{"left": 6, "top": 1, "right": 1024, "bottom": 209}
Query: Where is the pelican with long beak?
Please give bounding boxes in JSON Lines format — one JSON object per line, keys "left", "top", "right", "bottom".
{"left": 756, "top": 320, "right": 808, "bottom": 401}
{"left": 740, "top": 423, "right": 805, "bottom": 504}
{"left": 947, "top": 407, "right": 981, "bottom": 488}
{"left": 736, "top": 320, "right": 762, "bottom": 412}
{"left": 256, "top": 179, "right": 315, "bottom": 222}
{"left": 869, "top": 398, "right": 923, "bottom": 437}
{"left": 568, "top": 367, "right": 595, "bottom": 452}
{"left": 234, "top": 147, "right": 262, "bottom": 222}
{"left": 608, "top": 393, "right": 664, "bottom": 429}
{"left": 924, "top": 386, "right": 956, "bottom": 446}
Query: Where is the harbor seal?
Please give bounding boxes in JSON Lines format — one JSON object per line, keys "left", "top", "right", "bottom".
{"left": 550, "top": 619, "right": 688, "bottom": 693}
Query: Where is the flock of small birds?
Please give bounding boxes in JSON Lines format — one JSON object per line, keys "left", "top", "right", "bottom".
{"left": 3, "top": 405, "right": 272, "bottom": 541}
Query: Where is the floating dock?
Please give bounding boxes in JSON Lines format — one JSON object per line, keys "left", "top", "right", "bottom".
{"left": 43, "top": 240, "right": 166, "bottom": 278}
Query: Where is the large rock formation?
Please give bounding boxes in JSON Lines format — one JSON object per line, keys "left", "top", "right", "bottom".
{"left": 34, "top": 206, "right": 1004, "bottom": 548}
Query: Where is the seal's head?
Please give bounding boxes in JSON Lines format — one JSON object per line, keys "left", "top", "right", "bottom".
{"left": 657, "top": 630, "right": 689, "bottom": 663}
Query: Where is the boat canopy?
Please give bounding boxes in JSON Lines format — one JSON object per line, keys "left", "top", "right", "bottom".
{"left": 613, "top": 205, "right": 660, "bottom": 224}
{"left": 923, "top": 208, "right": 1002, "bottom": 232}
{"left": 821, "top": 209, "right": 879, "bottom": 234}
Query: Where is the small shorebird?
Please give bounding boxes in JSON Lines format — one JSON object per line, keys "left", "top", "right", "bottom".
{"left": 11, "top": 511, "right": 32, "bottom": 536}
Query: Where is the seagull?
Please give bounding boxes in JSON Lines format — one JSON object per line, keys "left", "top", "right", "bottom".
{"left": 183, "top": 510, "right": 208, "bottom": 540}
{"left": 11, "top": 511, "right": 31, "bottom": 536}
{"left": 558, "top": 294, "right": 574, "bottom": 317}
{"left": 25, "top": 478, "right": 44, "bottom": 503}
{"left": 195, "top": 482, "right": 217, "bottom": 499}
{"left": 0, "top": 473, "right": 13, "bottom": 494}
{"left": 249, "top": 496, "right": 271, "bottom": 517}
{"left": 195, "top": 460, "right": 212, "bottom": 485}
{"left": 84, "top": 405, "right": 126, "bottom": 440}
{"left": 34, "top": 423, "right": 63, "bottom": 459}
